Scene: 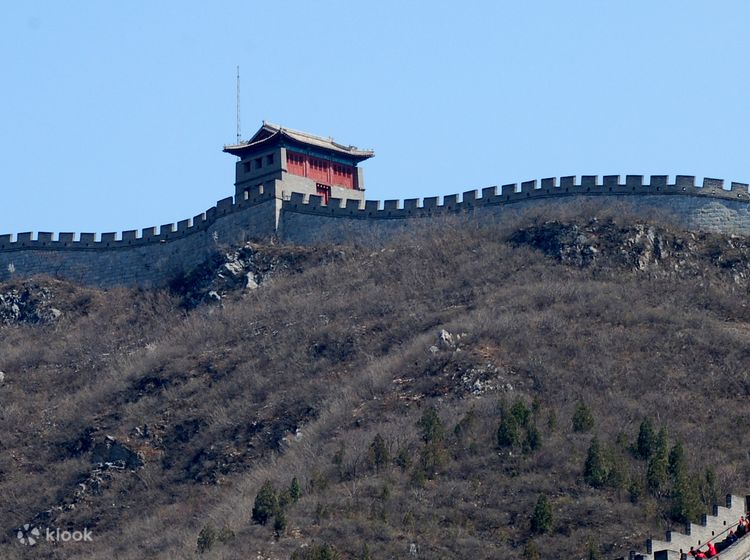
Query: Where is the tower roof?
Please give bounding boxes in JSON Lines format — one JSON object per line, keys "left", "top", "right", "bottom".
{"left": 223, "top": 122, "right": 374, "bottom": 162}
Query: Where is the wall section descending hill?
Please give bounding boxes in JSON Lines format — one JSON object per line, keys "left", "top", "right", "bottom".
{"left": 0, "top": 188, "right": 279, "bottom": 288}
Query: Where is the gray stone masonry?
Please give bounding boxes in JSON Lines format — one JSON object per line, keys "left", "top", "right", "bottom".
{"left": 2, "top": 175, "right": 750, "bottom": 287}
{"left": 0, "top": 184, "right": 278, "bottom": 287}
{"left": 279, "top": 175, "right": 750, "bottom": 242}
{"left": 642, "top": 494, "right": 750, "bottom": 559}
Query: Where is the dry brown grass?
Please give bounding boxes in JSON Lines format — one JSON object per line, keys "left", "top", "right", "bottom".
{"left": 1, "top": 207, "right": 750, "bottom": 559}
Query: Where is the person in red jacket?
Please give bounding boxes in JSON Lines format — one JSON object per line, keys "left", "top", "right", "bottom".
{"left": 706, "top": 540, "right": 717, "bottom": 557}
{"left": 689, "top": 545, "right": 707, "bottom": 559}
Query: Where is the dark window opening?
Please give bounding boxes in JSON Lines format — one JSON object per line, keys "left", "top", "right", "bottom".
{"left": 254, "top": 157, "right": 262, "bottom": 169}
{"left": 266, "top": 154, "right": 274, "bottom": 165}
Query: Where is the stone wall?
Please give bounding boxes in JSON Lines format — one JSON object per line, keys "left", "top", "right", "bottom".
{"left": 641, "top": 494, "right": 750, "bottom": 560}
{"left": 0, "top": 186, "right": 278, "bottom": 288}
{"left": 279, "top": 175, "right": 750, "bottom": 243}
{"left": 2, "top": 175, "right": 750, "bottom": 287}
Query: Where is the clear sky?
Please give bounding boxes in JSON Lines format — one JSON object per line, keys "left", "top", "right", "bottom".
{"left": 2, "top": 1, "right": 749, "bottom": 235}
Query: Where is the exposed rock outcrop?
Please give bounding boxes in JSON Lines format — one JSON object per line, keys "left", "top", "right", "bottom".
{"left": 0, "top": 284, "right": 62, "bottom": 325}
{"left": 171, "top": 242, "right": 338, "bottom": 308}
{"left": 511, "top": 218, "right": 750, "bottom": 282}
{"left": 91, "top": 436, "right": 143, "bottom": 470}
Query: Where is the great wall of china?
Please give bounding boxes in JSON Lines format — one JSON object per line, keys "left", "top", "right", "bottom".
{"left": 1, "top": 174, "right": 750, "bottom": 287}
{"left": 4, "top": 118, "right": 750, "bottom": 558}
{"left": 632, "top": 494, "right": 750, "bottom": 559}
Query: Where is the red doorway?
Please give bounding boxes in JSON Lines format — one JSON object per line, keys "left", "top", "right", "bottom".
{"left": 316, "top": 183, "right": 331, "bottom": 204}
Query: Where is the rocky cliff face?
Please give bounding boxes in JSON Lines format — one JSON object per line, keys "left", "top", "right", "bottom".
{"left": 511, "top": 218, "right": 750, "bottom": 282}
{"left": 168, "top": 242, "right": 340, "bottom": 308}
{"left": 0, "top": 283, "right": 62, "bottom": 325}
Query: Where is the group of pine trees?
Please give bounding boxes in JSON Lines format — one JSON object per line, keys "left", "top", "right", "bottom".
{"left": 251, "top": 477, "right": 302, "bottom": 538}
{"left": 234, "top": 400, "right": 716, "bottom": 557}
{"left": 496, "top": 398, "right": 543, "bottom": 453}
{"left": 583, "top": 417, "right": 716, "bottom": 523}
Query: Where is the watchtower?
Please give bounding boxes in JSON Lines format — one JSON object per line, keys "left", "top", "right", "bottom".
{"left": 223, "top": 122, "right": 374, "bottom": 205}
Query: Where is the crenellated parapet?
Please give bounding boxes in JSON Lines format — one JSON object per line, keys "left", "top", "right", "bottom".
{"left": 281, "top": 175, "right": 750, "bottom": 220}
{"left": 2, "top": 175, "right": 748, "bottom": 252}
{"left": 626, "top": 494, "right": 750, "bottom": 560}
{"left": 2, "top": 175, "right": 750, "bottom": 287}
{"left": 0, "top": 185, "right": 275, "bottom": 252}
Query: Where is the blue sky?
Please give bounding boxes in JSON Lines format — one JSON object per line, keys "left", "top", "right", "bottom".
{"left": 1, "top": 1, "right": 749, "bottom": 235}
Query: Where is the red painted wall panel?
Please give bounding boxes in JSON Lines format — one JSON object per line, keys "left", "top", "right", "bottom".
{"left": 286, "top": 150, "right": 356, "bottom": 190}
{"left": 331, "top": 163, "right": 355, "bottom": 189}
{"left": 307, "top": 155, "right": 329, "bottom": 184}
{"left": 287, "top": 151, "right": 306, "bottom": 176}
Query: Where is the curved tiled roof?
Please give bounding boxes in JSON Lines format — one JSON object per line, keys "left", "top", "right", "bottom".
{"left": 223, "top": 121, "right": 374, "bottom": 161}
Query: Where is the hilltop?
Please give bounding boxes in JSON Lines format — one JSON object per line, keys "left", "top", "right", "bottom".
{"left": 2, "top": 208, "right": 750, "bottom": 559}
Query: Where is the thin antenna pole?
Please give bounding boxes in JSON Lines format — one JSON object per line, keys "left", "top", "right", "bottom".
{"left": 236, "top": 65, "right": 241, "bottom": 143}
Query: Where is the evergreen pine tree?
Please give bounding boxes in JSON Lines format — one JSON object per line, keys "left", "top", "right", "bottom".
{"left": 368, "top": 433, "right": 390, "bottom": 472}
{"left": 583, "top": 437, "right": 609, "bottom": 488}
{"left": 668, "top": 441, "right": 685, "bottom": 479}
{"left": 524, "top": 422, "right": 542, "bottom": 453}
{"left": 655, "top": 427, "right": 668, "bottom": 456}
{"left": 671, "top": 471, "right": 702, "bottom": 523}
{"left": 636, "top": 418, "right": 655, "bottom": 459}
{"left": 417, "top": 438, "right": 447, "bottom": 479}
{"left": 251, "top": 481, "right": 278, "bottom": 525}
{"left": 572, "top": 401, "right": 595, "bottom": 433}
{"left": 510, "top": 399, "right": 531, "bottom": 428}
{"left": 628, "top": 476, "right": 644, "bottom": 504}
{"left": 497, "top": 415, "right": 520, "bottom": 448}
{"left": 273, "top": 509, "right": 288, "bottom": 539}
{"left": 647, "top": 427, "right": 668, "bottom": 495}
{"left": 647, "top": 453, "right": 668, "bottom": 496}
{"left": 700, "top": 467, "right": 718, "bottom": 507}
{"left": 530, "top": 494, "right": 553, "bottom": 534}
{"left": 417, "top": 406, "right": 445, "bottom": 445}
{"left": 290, "top": 477, "right": 302, "bottom": 503}
{"left": 415, "top": 407, "right": 447, "bottom": 479}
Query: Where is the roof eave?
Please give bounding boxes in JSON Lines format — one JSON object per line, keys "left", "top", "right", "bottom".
{"left": 224, "top": 138, "right": 374, "bottom": 161}
{"left": 279, "top": 131, "right": 373, "bottom": 160}
{"left": 222, "top": 132, "right": 280, "bottom": 156}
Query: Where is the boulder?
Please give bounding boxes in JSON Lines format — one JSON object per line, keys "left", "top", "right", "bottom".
{"left": 438, "top": 329, "right": 456, "bottom": 350}
{"left": 91, "top": 436, "right": 142, "bottom": 470}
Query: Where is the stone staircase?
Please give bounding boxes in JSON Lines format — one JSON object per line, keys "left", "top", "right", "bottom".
{"left": 619, "top": 495, "right": 750, "bottom": 559}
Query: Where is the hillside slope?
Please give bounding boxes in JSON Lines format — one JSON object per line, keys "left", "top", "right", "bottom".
{"left": 2, "top": 211, "right": 750, "bottom": 559}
